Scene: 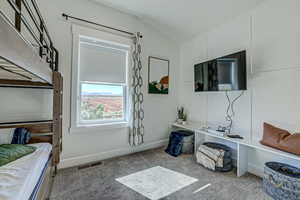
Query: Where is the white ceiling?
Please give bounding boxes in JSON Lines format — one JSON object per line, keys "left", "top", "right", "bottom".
{"left": 91, "top": 0, "right": 265, "bottom": 42}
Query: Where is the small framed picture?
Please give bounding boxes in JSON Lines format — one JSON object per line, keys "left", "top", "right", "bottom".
{"left": 148, "top": 56, "right": 170, "bottom": 94}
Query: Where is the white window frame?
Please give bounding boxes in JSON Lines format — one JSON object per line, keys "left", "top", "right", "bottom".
{"left": 71, "top": 25, "right": 132, "bottom": 131}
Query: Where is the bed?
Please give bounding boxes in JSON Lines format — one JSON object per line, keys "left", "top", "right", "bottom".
{"left": 0, "top": 121, "right": 59, "bottom": 200}
{"left": 0, "top": 1, "right": 63, "bottom": 199}
{"left": 0, "top": 143, "right": 52, "bottom": 200}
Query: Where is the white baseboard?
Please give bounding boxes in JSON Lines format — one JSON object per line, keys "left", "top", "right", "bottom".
{"left": 58, "top": 139, "right": 168, "bottom": 169}
{"left": 248, "top": 163, "right": 264, "bottom": 177}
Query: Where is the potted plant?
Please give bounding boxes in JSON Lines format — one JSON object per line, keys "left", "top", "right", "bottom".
{"left": 177, "top": 107, "right": 187, "bottom": 125}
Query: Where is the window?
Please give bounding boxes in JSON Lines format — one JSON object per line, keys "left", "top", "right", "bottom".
{"left": 72, "top": 25, "right": 131, "bottom": 128}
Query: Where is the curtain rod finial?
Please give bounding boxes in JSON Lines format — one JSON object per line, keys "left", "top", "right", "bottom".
{"left": 136, "top": 32, "right": 143, "bottom": 38}
{"left": 62, "top": 13, "right": 68, "bottom": 20}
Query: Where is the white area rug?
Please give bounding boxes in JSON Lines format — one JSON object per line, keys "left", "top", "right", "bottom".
{"left": 116, "top": 166, "right": 198, "bottom": 200}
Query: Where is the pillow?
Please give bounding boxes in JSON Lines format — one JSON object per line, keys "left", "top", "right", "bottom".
{"left": 0, "top": 128, "right": 15, "bottom": 145}
{"left": 261, "top": 123, "right": 300, "bottom": 156}
{"left": 278, "top": 133, "right": 300, "bottom": 156}
{"left": 0, "top": 144, "right": 36, "bottom": 167}
{"left": 11, "top": 128, "right": 31, "bottom": 145}
{"left": 260, "top": 123, "right": 290, "bottom": 148}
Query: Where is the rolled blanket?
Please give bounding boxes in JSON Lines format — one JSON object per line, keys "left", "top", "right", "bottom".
{"left": 196, "top": 142, "right": 233, "bottom": 172}
{"left": 198, "top": 145, "right": 225, "bottom": 167}
{"left": 196, "top": 151, "right": 216, "bottom": 171}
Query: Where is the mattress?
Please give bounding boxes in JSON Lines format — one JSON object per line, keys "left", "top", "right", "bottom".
{"left": 0, "top": 143, "right": 52, "bottom": 200}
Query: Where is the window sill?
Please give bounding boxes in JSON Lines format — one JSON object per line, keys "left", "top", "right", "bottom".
{"left": 69, "top": 122, "right": 129, "bottom": 134}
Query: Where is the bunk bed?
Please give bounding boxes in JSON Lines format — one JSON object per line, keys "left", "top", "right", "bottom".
{"left": 0, "top": 0, "right": 62, "bottom": 199}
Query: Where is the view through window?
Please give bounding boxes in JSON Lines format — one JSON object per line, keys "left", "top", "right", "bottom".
{"left": 80, "top": 83, "right": 124, "bottom": 122}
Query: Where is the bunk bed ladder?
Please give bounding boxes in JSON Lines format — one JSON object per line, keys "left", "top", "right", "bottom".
{"left": 52, "top": 71, "right": 63, "bottom": 173}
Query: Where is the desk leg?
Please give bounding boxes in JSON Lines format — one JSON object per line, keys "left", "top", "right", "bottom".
{"left": 194, "top": 132, "right": 197, "bottom": 155}
{"left": 194, "top": 131, "right": 205, "bottom": 156}
{"left": 237, "top": 143, "right": 248, "bottom": 177}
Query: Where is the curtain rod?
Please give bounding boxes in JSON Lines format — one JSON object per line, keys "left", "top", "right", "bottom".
{"left": 62, "top": 13, "right": 143, "bottom": 38}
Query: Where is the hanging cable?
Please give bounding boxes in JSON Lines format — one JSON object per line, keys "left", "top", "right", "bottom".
{"left": 225, "top": 90, "right": 245, "bottom": 134}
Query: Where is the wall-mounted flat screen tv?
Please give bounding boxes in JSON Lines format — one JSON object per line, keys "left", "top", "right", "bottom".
{"left": 194, "top": 50, "right": 247, "bottom": 92}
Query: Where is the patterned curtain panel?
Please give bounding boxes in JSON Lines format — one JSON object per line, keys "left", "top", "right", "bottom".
{"left": 129, "top": 32, "right": 144, "bottom": 146}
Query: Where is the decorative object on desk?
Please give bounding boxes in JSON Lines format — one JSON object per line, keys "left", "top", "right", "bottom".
{"left": 260, "top": 123, "right": 300, "bottom": 156}
{"left": 176, "top": 106, "right": 187, "bottom": 124}
{"left": 217, "top": 125, "right": 230, "bottom": 135}
{"left": 227, "top": 134, "right": 244, "bottom": 139}
{"left": 263, "top": 162, "right": 300, "bottom": 200}
{"left": 217, "top": 126, "right": 226, "bottom": 133}
{"left": 148, "top": 56, "right": 169, "bottom": 94}
{"left": 205, "top": 128, "right": 226, "bottom": 137}
{"left": 165, "top": 130, "right": 194, "bottom": 157}
{"left": 196, "top": 142, "right": 233, "bottom": 172}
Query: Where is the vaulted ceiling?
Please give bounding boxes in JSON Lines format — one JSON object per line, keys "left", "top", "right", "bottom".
{"left": 92, "top": 0, "right": 265, "bottom": 42}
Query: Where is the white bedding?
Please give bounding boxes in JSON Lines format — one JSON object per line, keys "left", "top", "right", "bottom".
{"left": 0, "top": 143, "right": 52, "bottom": 200}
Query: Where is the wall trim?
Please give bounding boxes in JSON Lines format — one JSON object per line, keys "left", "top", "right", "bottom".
{"left": 252, "top": 65, "right": 300, "bottom": 75}
{"left": 58, "top": 139, "right": 168, "bottom": 169}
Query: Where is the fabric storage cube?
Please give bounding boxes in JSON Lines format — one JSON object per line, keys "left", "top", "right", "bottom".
{"left": 165, "top": 130, "right": 194, "bottom": 157}
{"left": 179, "top": 130, "right": 194, "bottom": 154}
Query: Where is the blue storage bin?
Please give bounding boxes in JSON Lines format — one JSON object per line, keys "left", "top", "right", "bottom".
{"left": 263, "top": 162, "right": 300, "bottom": 200}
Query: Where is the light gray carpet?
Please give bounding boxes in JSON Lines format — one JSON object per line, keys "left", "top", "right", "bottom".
{"left": 50, "top": 148, "right": 272, "bottom": 200}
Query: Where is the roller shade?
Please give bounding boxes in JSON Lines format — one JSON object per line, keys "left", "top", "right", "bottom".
{"left": 79, "top": 37, "right": 129, "bottom": 84}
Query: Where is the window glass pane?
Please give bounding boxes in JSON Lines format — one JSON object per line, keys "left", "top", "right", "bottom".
{"left": 80, "top": 83, "right": 124, "bottom": 122}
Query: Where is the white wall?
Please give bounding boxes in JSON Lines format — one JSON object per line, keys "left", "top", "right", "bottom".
{"left": 179, "top": 0, "right": 300, "bottom": 175}
{"left": 0, "top": 88, "right": 52, "bottom": 122}
{"left": 35, "top": 0, "right": 179, "bottom": 168}
{"left": 2, "top": 0, "right": 299, "bottom": 174}
{"left": 0, "top": 0, "right": 179, "bottom": 168}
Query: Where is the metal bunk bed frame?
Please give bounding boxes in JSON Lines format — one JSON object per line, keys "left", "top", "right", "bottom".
{"left": 0, "top": 0, "right": 63, "bottom": 177}
{"left": 0, "top": 0, "right": 59, "bottom": 88}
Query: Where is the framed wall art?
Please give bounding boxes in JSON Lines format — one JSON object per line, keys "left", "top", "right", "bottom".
{"left": 148, "top": 56, "right": 170, "bottom": 94}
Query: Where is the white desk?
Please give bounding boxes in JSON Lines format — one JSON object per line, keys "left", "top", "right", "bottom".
{"left": 172, "top": 121, "right": 300, "bottom": 177}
